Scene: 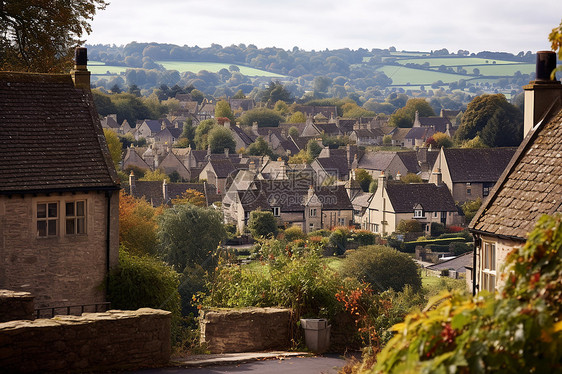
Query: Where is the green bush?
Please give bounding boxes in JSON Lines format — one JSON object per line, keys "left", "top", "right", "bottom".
{"left": 308, "top": 229, "right": 331, "bottom": 238}
{"left": 450, "top": 241, "right": 473, "bottom": 255}
{"left": 329, "top": 227, "right": 351, "bottom": 255}
{"left": 248, "top": 210, "right": 278, "bottom": 238}
{"left": 403, "top": 237, "right": 466, "bottom": 252}
{"left": 352, "top": 230, "right": 378, "bottom": 246}
{"left": 430, "top": 222, "right": 446, "bottom": 237}
{"left": 341, "top": 245, "right": 422, "bottom": 292}
{"left": 107, "top": 247, "right": 181, "bottom": 314}
{"left": 284, "top": 226, "right": 306, "bottom": 242}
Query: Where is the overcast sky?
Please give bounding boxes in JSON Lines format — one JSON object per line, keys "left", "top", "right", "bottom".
{"left": 87, "top": 1, "right": 562, "bottom": 54}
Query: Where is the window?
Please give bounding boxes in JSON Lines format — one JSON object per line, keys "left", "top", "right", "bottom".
{"left": 37, "top": 202, "right": 58, "bottom": 237}
{"left": 66, "top": 201, "right": 86, "bottom": 235}
{"left": 373, "top": 223, "right": 379, "bottom": 233}
{"left": 309, "top": 223, "right": 314, "bottom": 231}
{"left": 483, "top": 183, "right": 494, "bottom": 197}
{"left": 482, "top": 242, "right": 497, "bottom": 291}
{"left": 414, "top": 209, "right": 424, "bottom": 218}
{"left": 272, "top": 207, "right": 280, "bottom": 217}
{"left": 310, "top": 208, "right": 317, "bottom": 217}
{"left": 466, "top": 182, "right": 472, "bottom": 196}
{"left": 338, "top": 218, "right": 346, "bottom": 226}
{"left": 433, "top": 212, "right": 438, "bottom": 218}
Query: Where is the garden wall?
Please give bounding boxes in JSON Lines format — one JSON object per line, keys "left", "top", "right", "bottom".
{"left": 0, "top": 290, "right": 34, "bottom": 322}
{"left": 200, "top": 307, "right": 291, "bottom": 353}
{"left": 0, "top": 308, "right": 171, "bottom": 373}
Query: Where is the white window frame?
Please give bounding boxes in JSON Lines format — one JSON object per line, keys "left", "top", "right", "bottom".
{"left": 272, "top": 207, "right": 281, "bottom": 217}
{"left": 482, "top": 242, "right": 497, "bottom": 292}
{"left": 414, "top": 209, "right": 424, "bottom": 218}
{"left": 338, "top": 217, "right": 346, "bottom": 226}
{"left": 310, "top": 208, "right": 317, "bottom": 217}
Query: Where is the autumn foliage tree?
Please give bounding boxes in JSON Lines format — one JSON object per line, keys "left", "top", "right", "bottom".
{"left": 171, "top": 189, "right": 206, "bottom": 207}
{"left": 119, "top": 191, "right": 162, "bottom": 256}
{"left": 0, "top": 0, "right": 107, "bottom": 72}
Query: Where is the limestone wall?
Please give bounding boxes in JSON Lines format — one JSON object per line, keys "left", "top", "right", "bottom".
{"left": 0, "top": 308, "right": 171, "bottom": 373}
{"left": 0, "top": 290, "right": 34, "bottom": 322}
{"left": 200, "top": 307, "right": 291, "bottom": 353}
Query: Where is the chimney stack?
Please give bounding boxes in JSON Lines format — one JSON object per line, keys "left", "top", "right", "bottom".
{"left": 71, "top": 47, "right": 90, "bottom": 90}
{"left": 523, "top": 51, "right": 562, "bottom": 136}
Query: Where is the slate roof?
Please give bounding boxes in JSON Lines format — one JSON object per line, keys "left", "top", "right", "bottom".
{"left": 397, "top": 151, "right": 421, "bottom": 174}
{"left": 206, "top": 158, "right": 238, "bottom": 179}
{"left": 442, "top": 148, "right": 517, "bottom": 183}
{"left": 315, "top": 185, "right": 353, "bottom": 210}
{"left": 385, "top": 182, "right": 456, "bottom": 213}
{"left": 0, "top": 72, "right": 119, "bottom": 193}
{"left": 470, "top": 107, "right": 562, "bottom": 240}
{"left": 315, "top": 122, "right": 340, "bottom": 135}
{"left": 392, "top": 128, "right": 411, "bottom": 141}
{"left": 426, "top": 252, "right": 473, "bottom": 273}
{"left": 143, "top": 120, "right": 162, "bottom": 134}
{"left": 417, "top": 117, "right": 452, "bottom": 133}
{"left": 357, "top": 151, "right": 397, "bottom": 170}
{"left": 405, "top": 126, "right": 434, "bottom": 140}
{"left": 231, "top": 125, "right": 255, "bottom": 146}
{"left": 130, "top": 180, "right": 216, "bottom": 206}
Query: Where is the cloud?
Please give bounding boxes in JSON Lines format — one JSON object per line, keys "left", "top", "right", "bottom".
{"left": 87, "top": 0, "right": 562, "bottom": 53}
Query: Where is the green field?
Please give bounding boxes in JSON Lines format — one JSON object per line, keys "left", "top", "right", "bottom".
{"left": 376, "top": 65, "right": 465, "bottom": 85}
{"left": 396, "top": 57, "right": 521, "bottom": 66}
{"left": 156, "top": 61, "right": 285, "bottom": 77}
{"left": 465, "top": 63, "right": 535, "bottom": 76}
{"left": 87, "top": 60, "right": 285, "bottom": 78}
{"left": 88, "top": 62, "right": 128, "bottom": 75}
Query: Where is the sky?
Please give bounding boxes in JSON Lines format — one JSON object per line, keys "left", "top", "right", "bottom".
{"left": 87, "top": 0, "right": 562, "bottom": 54}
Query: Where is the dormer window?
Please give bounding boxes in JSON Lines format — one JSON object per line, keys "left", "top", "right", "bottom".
{"left": 272, "top": 207, "right": 281, "bottom": 217}
{"left": 414, "top": 209, "right": 424, "bottom": 218}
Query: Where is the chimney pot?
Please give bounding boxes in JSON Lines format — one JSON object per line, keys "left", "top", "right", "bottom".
{"left": 536, "top": 51, "right": 557, "bottom": 81}
{"left": 75, "top": 47, "right": 88, "bottom": 67}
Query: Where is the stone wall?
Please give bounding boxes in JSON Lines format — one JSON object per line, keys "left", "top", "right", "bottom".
{"left": 200, "top": 307, "right": 291, "bottom": 353}
{"left": 0, "top": 308, "right": 171, "bottom": 373}
{"left": 0, "top": 192, "right": 119, "bottom": 309}
{"left": 0, "top": 290, "right": 34, "bottom": 322}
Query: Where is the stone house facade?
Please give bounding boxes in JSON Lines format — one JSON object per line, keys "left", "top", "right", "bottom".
{"left": 0, "top": 50, "right": 120, "bottom": 310}
{"left": 470, "top": 52, "right": 562, "bottom": 293}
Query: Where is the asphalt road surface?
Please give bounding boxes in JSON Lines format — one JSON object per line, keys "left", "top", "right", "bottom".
{"left": 131, "top": 355, "right": 348, "bottom": 374}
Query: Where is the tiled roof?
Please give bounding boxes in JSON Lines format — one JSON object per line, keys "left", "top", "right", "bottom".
{"left": 426, "top": 252, "right": 473, "bottom": 272}
{"left": 231, "top": 125, "right": 255, "bottom": 146}
{"left": 470, "top": 107, "right": 562, "bottom": 240}
{"left": 418, "top": 117, "right": 451, "bottom": 133}
{"left": 143, "top": 120, "right": 162, "bottom": 134}
{"left": 315, "top": 123, "right": 340, "bottom": 135}
{"left": 316, "top": 185, "right": 353, "bottom": 210}
{"left": 392, "top": 128, "right": 410, "bottom": 141}
{"left": 207, "top": 158, "right": 238, "bottom": 179}
{"left": 442, "top": 148, "right": 517, "bottom": 183}
{"left": 0, "top": 72, "right": 119, "bottom": 193}
{"left": 131, "top": 180, "right": 214, "bottom": 206}
{"left": 405, "top": 126, "right": 433, "bottom": 140}
{"left": 397, "top": 151, "right": 421, "bottom": 174}
{"left": 386, "top": 182, "right": 456, "bottom": 213}
{"left": 357, "top": 151, "right": 396, "bottom": 170}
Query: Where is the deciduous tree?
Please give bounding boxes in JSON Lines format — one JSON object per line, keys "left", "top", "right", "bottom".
{"left": 0, "top": 0, "right": 107, "bottom": 72}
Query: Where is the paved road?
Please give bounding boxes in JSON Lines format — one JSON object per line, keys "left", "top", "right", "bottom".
{"left": 131, "top": 355, "right": 348, "bottom": 374}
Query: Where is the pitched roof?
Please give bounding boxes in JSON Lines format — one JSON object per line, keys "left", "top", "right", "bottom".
{"left": 385, "top": 182, "right": 456, "bottom": 213}
{"left": 131, "top": 180, "right": 215, "bottom": 206}
{"left": 142, "top": 120, "right": 163, "bottom": 134}
{"left": 426, "top": 252, "right": 473, "bottom": 273}
{"left": 405, "top": 126, "right": 434, "bottom": 140}
{"left": 315, "top": 185, "right": 353, "bottom": 210}
{"left": 231, "top": 125, "right": 255, "bottom": 146}
{"left": 396, "top": 151, "right": 421, "bottom": 174}
{"left": 357, "top": 151, "right": 397, "bottom": 170}
{"left": 0, "top": 72, "right": 119, "bottom": 193}
{"left": 206, "top": 158, "right": 238, "bottom": 178}
{"left": 392, "top": 128, "right": 411, "bottom": 141}
{"left": 417, "top": 117, "right": 451, "bottom": 133}
{"left": 442, "top": 148, "right": 518, "bottom": 183}
{"left": 470, "top": 107, "right": 562, "bottom": 240}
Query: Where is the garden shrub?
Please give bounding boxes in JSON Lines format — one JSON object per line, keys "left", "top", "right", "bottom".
{"left": 284, "top": 226, "right": 307, "bottom": 242}
{"left": 370, "top": 214, "right": 562, "bottom": 373}
{"left": 341, "top": 245, "right": 422, "bottom": 292}
{"left": 430, "top": 222, "right": 446, "bottom": 237}
{"left": 247, "top": 210, "right": 278, "bottom": 238}
{"left": 353, "top": 230, "right": 378, "bottom": 246}
{"left": 329, "top": 226, "right": 351, "bottom": 255}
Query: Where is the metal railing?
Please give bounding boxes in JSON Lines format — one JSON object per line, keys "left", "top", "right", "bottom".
{"left": 35, "top": 302, "right": 111, "bottom": 319}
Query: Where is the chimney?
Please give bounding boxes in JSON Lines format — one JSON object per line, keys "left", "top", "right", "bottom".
{"left": 396, "top": 172, "right": 402, "bottom": 181}
{"left": 224, "top": 120, "right": 231, "bottom": 129}
{"left": 252, "top": 122, "right": 259, "bottom": 136}
{"left": 70, "top": 47, "right": 90, "bottom": 90}
{"left": 162, "top": 179, "right": 169, "bottom": 203}
{"left": 523, "top": 51, "right": 562, "bottom": 136}
{"left": 224, "top": 148, "right": 229, "bottom": 156}
{"left": 307, "top": 185, "right": 315, "bottom": 202}
{"left": 377, "top": 171, "right": 387, "bottom": 193}
{"left": 249, "top": 160, "right": 256, "bottom": 173}
{"left": 413, "top": 111, "right": 420, "bottom": 127}
{"left": 129, "top": 171, "right": 135, "bottom": 195}
{"left": 432, "top": 168, "right": 443, "bottom": 185}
